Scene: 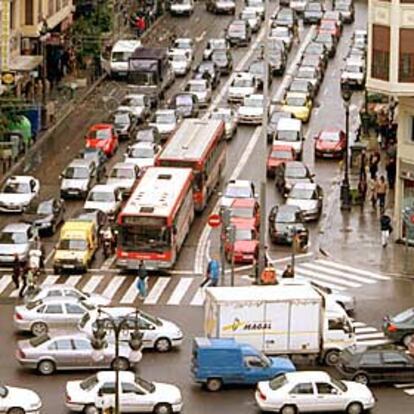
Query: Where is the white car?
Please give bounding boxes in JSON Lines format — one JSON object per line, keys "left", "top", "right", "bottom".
{"left": 170, "top": 0, "right": 194, "bottom": 16}
{"left": 237, "top": 94, "right": 264, "bottom": 125}
{"left": 240, "top": 7, "right": 261, "bottom": 32}
{"left": 203, "top": 38, "right": 229, "bottom": 60}
{"left": 118, "top": 94, "right": 151, "bottom": 122}
{"left": 341, "top": 58, "right": 365, "bottom": 88}
{"left": 79, "top": 307, "right": 184, "bottom": 352}
{"left": 83, "top": 184, "right": 122, "bottom": 219}
{"left": 149, "top": 109, "right": 179, "bottom": 140}
{"left": 270, "top": 26, "right": 293, "bottom": 50}
{"left": 169, "top": 49, "right": 191, "bottom": 76}
{"left": 124, "top": 142, "right": 161, "bottom": 169}
{"left": 171, "top": 38, "right": 194, "bottom": 61}
{"left": 227, "top": 72, "right": 257, "bottom": 103}
{"left": 220, "top": 179, "right": 256, "bottom": 208}
{"left": 106, "top": 162, "right": 140, "bottom": 196}
{"left": 246, "top": 0, "right": 265, "bottom": 19}
{"left": 24, "top": 285, "right": 110, "bottom": 307}
{"left": 210, "top": 107, "right": 238, "bottom": 140}
{"left": 286, "top": 182, "right": 323, "bottom": 221}
{"left": 185, "top": 79, "right": 212, "bottom": 107}
{"left": 0, "top": 175, "right": 40, "bottom": 213}
{"left": 0, "top": 384, "right": 42, "bottom": 414}
{"left": 255, "top": 371, "right": 375, "bottom": 414}
{"left": 290, "top": 0, "right": 309, "bottom": 13}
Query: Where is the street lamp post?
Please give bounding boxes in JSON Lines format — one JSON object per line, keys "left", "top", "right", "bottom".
{"left": 92, "top": 308, "right": 143, "bottom": 414}
{"left": 340, "top": 83, "right": 353, "bottom": 210}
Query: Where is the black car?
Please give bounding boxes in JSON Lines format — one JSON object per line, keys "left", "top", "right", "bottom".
{"left": 337, "top": 344, "right": 414, "bottom": 385}
{"left": 169, "top": 92, "right": 200, "bottom": 118}
{"left": 194, "top": 61, "right": 221, "bottom": 88}
{"left": 314, "top": 33, "right": 337, "bottom": 58}
{"left": 268, "top": 204, "right": 308, "bottom": 246}
{"left": 23, "top": 198, "right": 65, "bottom": 236}
{"left": 304, "top": 42, "right": 329, "bottom": 66}
{"left": 112, "top": 111, "right": 138, "bottom": 141}
{"left": 288, "top": 79, "right": 315, "bottom": 99}
{"left": 304, "top": 2, "right": 325, "bottom": 24}
{"left": 272, "top": 8, "right": 297, "bottom": 30}
{"left": 226, "top": 20, "right": 251, "bottom": 46}
{"left": 267, "top": 110, "right": 292, "bottom": 142}
{"left": 211, "top": 49, "right": 233, "bottom": 75}
{"left": 274, "top": 161, "right": 314, "bottom": 196}
{"left": 134, "top": 126, "right": 162, "bottom": 145}
{"left": 248, "top": 60, "right": 272, "bottom": 90}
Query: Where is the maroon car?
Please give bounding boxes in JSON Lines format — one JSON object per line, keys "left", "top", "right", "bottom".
{"left": 314, "top": 128, "right": 346, "bottom": 158}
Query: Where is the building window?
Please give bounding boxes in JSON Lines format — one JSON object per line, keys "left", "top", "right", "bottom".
{"left": 25, "top": 0, "right": 34, "bottom": 25}
{"left": 371, "top": 24, "right": 390, "bottom": 81}
{"left": 400, "top": 0, "right": 414, "bottom": 3}
{"left": 10, "top": 0, "right": 15, "bottom": 30}
{"left": 48, "top": 0, "right": 54, "bottom": 16}
{"left": 399, "top": 29, "right": 414, "bottom": 82}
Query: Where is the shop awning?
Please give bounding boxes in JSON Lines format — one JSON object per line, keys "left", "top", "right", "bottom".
{"left": 9, "top": 55, "right": 43, "bottom": 72}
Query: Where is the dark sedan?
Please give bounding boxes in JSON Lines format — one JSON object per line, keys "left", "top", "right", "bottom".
{"left": 169, "top": 93, "right": 200, "bottom": 118}
{"left": 211, "top": 49, "right": 233, "bottom": 75}
{"left": 383, "top": 307, "right": 414, "bottom": 347}
{"left": 194, "top": 61, "right": 221, "bottom": 88}
{"left": 337, "top": 344, "right": 414, "bottom": 385}
{"left": 274, "top": 161, "right": 314, "bottom": 196}
{"left": 23, "top": 198, "right": 65, "bottom": 236}
{"left": 268, "top": 204, "right": 308, "bottom": 246}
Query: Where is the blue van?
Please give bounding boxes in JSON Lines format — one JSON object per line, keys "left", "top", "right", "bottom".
{"left": 192, "top": 337, "right": 296, "bottom": 391}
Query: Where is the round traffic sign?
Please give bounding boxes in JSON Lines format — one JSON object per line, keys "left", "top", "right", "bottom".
{"left": 208, "top": 213, "right": 222, "bottom": 228}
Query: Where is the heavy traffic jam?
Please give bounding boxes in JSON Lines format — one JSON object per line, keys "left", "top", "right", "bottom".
{"left": 0, "top": 1, "right": 413, "bottom": 414}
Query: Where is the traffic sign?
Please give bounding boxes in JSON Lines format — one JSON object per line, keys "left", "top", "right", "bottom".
{"left": 208, "top": 213, "right": 222, "bottom": 228}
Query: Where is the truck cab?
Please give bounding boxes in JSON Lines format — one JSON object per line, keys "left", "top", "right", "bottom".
{"left": 110, "top": 40, "right": 142, "bottom": 78}
{"left": 192, "top": 337, "right": 296, "bottom": 391}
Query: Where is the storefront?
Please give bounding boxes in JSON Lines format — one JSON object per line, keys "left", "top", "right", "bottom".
{"left": 398, "top": 160, "right": 414, "bottom": 243}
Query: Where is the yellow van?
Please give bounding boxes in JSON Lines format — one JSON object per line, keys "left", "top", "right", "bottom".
{"left": 53, "top": 220, "right": 98, "bottom": 273}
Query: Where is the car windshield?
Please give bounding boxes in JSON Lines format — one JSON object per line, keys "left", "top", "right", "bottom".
{"left": 235, "top": 229, "right": 254, "bottom": 241}
{"left": 289, "top": 187, "right": 315, "bottom": 199}
{"left": 277, "top": 209, "right": 297, "bottom": 223}
{"left": 278, "top": 130, "right": 299, "bottom": 141}
{"left": 316, "top": 34, "right": 332, "bottom": 43}
{"left": 211, "top": 112, "right": 231, "bottom": 122}
{"left": 64, "top": 167, "right": 89, "bottom": 179}
{"left": 225, "top": 186, "right": 251, "bottom": 198}
{"left": 271, "top": 149, "right": 292, "bottom": 159}
{"left": 308, "top": 3, "right": 321, "bottom": 11}
{"left": 229, "top": 24, "right": 245, "bottom": 34}
{"left": 115, "top": 114, "right": 130, "bottom": 125}
{"left": 230, "top": 207, "right": 253, "bottom": 218}
{"left": 58, "top": 239, "right": 88, "bottom": 251}
{"left": 189, "top": 83, "right": 206, "bottom": 92}
{"left": 345, "top": 64, "right": 362, "bottom": 73}
{"left": 3, "top": 181, "right": 30, "bottom": 194}
{"left": 29, "top": 334, "right": 51, "bottom": 347}
{"left": 140, "top": 310, "right": 162, "bottom": 326}
{"left": 175, "top": 95, "right": 193, "bottom": 106}
{"left": 286, "top": 165, "right": 307, "bottom": 178}
{"left": 111, "top": 51, "right": 131, "bottom": 62}
{"left": 80, "top": 375, "right": 99, "bottom": 391}
{"left": 175, "top": 40, "right": 191, "bottom": 49}
{"left": 393, "top": 308, "right": 414, "bottom": 323}
{"left": 110, "top": 168, "right": 134, "bottom": 179}
{"left": 244, "top": 97, "right": 263, "bottom": 107}
{"left": 247, "top": 0, "right": 263, "bottom": 5}
{"left": 269, "top": 374, "right": 288, "bottom": 391}
{"left": 321, "top": 131, "right": 340, "bottom": 141}
{"left": 233, "top": 78, "right": 252, "bottom": 87}
{"left": 87, "top": 190, "right": 115, "bottom": 202}
{"left": 332, "top": 378, "right": 348, "bottom": 392}
{"left": 90, "top": 128, "right": 112, "bottom": 139}
{"left": 122, "top": 96, "right": 145, "bottom": 106}
{"left": 297, "top": 69, "right": 314, "bottom": 79}
{"left": 172, "top": 54, "right": 187, "bottom": 62}
{"left": 0, "top": 231, "right": 27, "bottom": 244}
{"left": 335, "top": 3, "right": 349, "bottom": 11}
{"left": 0, "top": 386, "right": 8, "bottom": 398}
{"left": 286, "top": 96, "right": 306, "bottom": 106}
{"left": 156, "top": 113, "right": 176, "bottom": 124}
{"left": 135, "top": 377, "right": 156, "bottom": 393}
{"left": 129, "top": 147, "right": 154, "bottom": 158}
{"left": 242, "top": 10, "right": 256, "bottom": 19}
{"left": 212, "top": 50, "right": 227, "bottom": 61}
{"left": 26, "top": 200, "right": 53, "bottom": 215}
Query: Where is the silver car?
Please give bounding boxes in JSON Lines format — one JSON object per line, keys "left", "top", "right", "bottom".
{"left": 286, "top": 182, "right": 323, "bottom": 221}
{"left": 60, "top": 159, "right": 97, "bottom": 199}
{"left": 83, "top": 184, "right": 123, "bottom": 220}
{"left": 14, "top": 297, "right": 95, "bottom": 336}
{"left": 210, "top": 107, "right": 238, "bottom": 140}
{"left": 0, "top": 222, "right": 37, "bottom": 265}
{"left": 16, "top": 332, "right": 133, "bottom": 375}
{"left": 106, "top": 162, "right": 140, "bottom": 197}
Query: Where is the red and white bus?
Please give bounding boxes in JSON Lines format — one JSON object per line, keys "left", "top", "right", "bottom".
{"left": 116, "top": 167, "right": 194, "bottom": 270}
{"left": 155, "top": 119, "right": 226, "bottom": 212}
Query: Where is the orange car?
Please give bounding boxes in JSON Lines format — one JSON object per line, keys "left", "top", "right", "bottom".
{"left": 85, "top": 124, "right": 118, "bottom": 157}
{"left": 225, "top": 220, "right": 259, "bottom": 264}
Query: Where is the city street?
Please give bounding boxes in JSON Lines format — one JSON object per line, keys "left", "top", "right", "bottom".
{"left": 1, "top": 0, "right": 414, "bottom": 413}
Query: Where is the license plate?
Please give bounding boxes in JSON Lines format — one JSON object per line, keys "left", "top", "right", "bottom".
{"left": 63, "top": 264, "right": 75, "bottom": 269}
{"left": 67, "top": 190, "right": 79, "bottom": 195}
{"left": 324, "top": 153, "right": 334, "bottom": 158}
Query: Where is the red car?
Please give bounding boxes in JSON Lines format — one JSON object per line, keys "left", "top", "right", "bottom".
{"left": 85, "top": 124, "right": 118, "bottom": 157}
{"left": 229, "top": 198, "right": 261, "bottom": 230}
{"left": 314, "top": 128, "right": 346, "bottom": 158}
{"left": 225, "top": 220, "right": 259, "bottom": 264}
{"left": 267, "top": 145, "right": 297, "bottom": 177}
{"left": 318, "top": 20, "right": 341, "bottom": 40}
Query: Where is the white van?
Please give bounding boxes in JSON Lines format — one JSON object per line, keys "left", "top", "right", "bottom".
{"left": 273, "top": 117, "right": 304, "bottom": 158}
{"left": 110, "top": 40, "right": 142, "bottom": 78}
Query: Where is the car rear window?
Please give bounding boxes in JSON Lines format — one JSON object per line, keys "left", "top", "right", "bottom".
{"left": 269, "top": 374, "right": 287, "bottom": 390}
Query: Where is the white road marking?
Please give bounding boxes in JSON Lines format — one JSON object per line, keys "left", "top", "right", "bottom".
{"left": 144, "top": 278, "right": 170, "bottom": 305}
{"left": 355, "top": 339, "right": 391, "bottom": 346}
{"left": 45, "top": 248, "right": 55, "bottom": 264}
{"left": 316, "top": 260, "right": 390, "bottom": 280}
{"left": 0, "top": 276, "right": 12, "bottom": 294}
{"left": 82, "top": 275, "right": 103, "bottom": 294}
{"left": 41, "top": 275, "right": 60, "bottom": 286}
{"left": 167, "top": 277, "right": 193, "bottom": 305}
{"left": 295, "top": 266, "right": 360, "bottom": 288}
{"left": 190, "top": 287, "right": 205, "bottom": 306}
{"left": 64, "top": 275, "right": 82, "bottom": 287}
{"left": 394, "top": 383, "right": 414, "bottom": 389}
{"left": 354, "top": 326, "right": 379, "bottom": 334}
{"left": 101, "top": 276, "right": 125, "bottom": 300}
{"left": 120, "top": 279, "right": 139, "bottom": 304}
{"left": 102, "top": 255, "right": 116, "bottom": 270}
{"left": 404, "top": 389, "right": 414, "bottom": 396}
{"left": 294, "top": 271, "right": 347, "bottom": 291}
{"left": 196, "top": 30, "right": 207, "bottom": 43}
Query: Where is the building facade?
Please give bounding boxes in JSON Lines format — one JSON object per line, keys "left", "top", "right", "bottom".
{"left": 367, "top": 0, "right": 414, "bottom": 242}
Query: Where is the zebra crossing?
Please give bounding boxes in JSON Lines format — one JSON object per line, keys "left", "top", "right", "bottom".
{"left": 352, "top": 320, "right": 389, "bottom": 347}
{"left": 394, "top": 383, "right": 414, "bottom": 396}
{"left": 0, "top": 258, "right": 390, "bottom": 306}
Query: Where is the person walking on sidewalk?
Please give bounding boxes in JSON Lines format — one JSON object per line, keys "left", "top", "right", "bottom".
{"left": 376, "top": 175, "right": 388, "bottom": 214}
{"left": 12, "top": 254, "right": 21, "bottom": 290}
{"left": 369, "top": 177, "right": 377, "bottom": 209}
{"left": 19, "top": 266, "right": 28, "bottom": 298}
{"left": 380, "top": 213, "right": 393, "bottom": 248}
{"left": 136, "top": 261, "right": 148, "bottom": 299}
{"left": 369, "top": 151, "right": 380, "bottom": 180}
{"left": 386, "top": 157, "right": 396, "bottom": 190}
{"left": 200, "top": 257, "right": 220, "bottom": 287}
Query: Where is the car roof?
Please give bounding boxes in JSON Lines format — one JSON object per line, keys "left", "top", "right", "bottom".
{"left": 232, "top": 219, "right": 256, "bottom": 230}
{"left": 89, "top": 184, "right": 118, "bottom": 192}
{"left": 285, "top": 371, "right": 332, "bottom": 382}
{"left": 291, "top": 182, "right": 317, "bottom": 190}
{"left": 6, "top": 175, "right": 35, "bottom": 184}
{"left": 68, "top": 159, "right": 94, "bottom": 168}
{"left": 111, "top": 162, "right": 136, "bottom": 170}
{"left": 2, "top": 222, "right": 32, "bottom": 232}
{"left": 231, "top": 198, "right": 256, "bottom": 208}
{"left": 96, "top": 371, "right": 136, "bottom": 382}
{"left": 286, "top": 91, "right": 308, "bottom": 99}
{"left": 89, "top": 306, "right": 136, "bottom": 318}
{"left": 155, "top": 109, "right": 175, "bottom": 115}
{"left": 28, "top": 296, "right": 84, "bottom": 306}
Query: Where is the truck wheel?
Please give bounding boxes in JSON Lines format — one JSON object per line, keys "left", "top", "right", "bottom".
{"left": 323, "top": 349, "right": 340, "bottom": 366}
{"left": 280, "top": 405, "right": 297, "bottom": 414}
{"left": 346, "top": 402, "right": 363, "bottom": 414}
{"left": 206, "top": 378, "right": 222, "bottom": 392}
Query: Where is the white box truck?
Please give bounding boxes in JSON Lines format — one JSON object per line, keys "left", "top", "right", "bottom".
{"left": 204, "top": 284, "right": 355, "bottom": 366}
{"left": 109, "top": 40, "right": 142, "bottom": 78}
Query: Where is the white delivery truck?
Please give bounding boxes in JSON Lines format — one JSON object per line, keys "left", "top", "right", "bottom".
{"left": 204, "top": 284, "right": 355, "bottom": 366}
{"left": 109, "top": 40, "right": 142, "bottom": 78}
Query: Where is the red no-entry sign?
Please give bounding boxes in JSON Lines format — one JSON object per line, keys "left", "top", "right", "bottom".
{"left": 208, "top": 213, "right": 222, "bottom": 228}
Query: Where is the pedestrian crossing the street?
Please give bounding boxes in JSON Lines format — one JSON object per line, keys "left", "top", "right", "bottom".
{"left": 0, "top": 259, "right": 390, "bottom": 306}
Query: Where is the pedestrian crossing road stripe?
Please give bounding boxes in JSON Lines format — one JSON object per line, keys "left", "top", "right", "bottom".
{"left": 82, "top": 275, "right": 101, "bottom": 294}
{"left": 167, "top": 278, "right": 193, "bottom": 305}
{"left": 0, "top": 275, "right": 11, "bottom": 294}
{"left": 101, "top": 276, "right": 124, "bottom": 299}
{"left": 144, "top": 278, "right": 170, "bottom": 305}
{"left": 316, "top": 260, "right": 390, "bottom": 281}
